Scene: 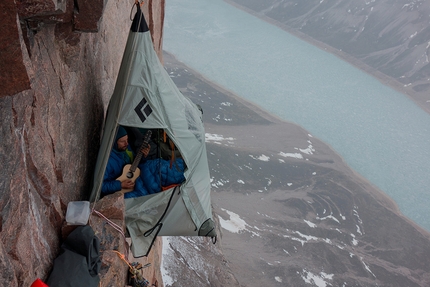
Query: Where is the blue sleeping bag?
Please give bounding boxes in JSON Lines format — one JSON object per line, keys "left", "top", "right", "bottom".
{"left": 124, "top": 158, "right": 185, "bottom": 198}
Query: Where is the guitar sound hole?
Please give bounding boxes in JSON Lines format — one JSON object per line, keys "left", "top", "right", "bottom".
{"left": 126, "top": 172, "right": 133, "bottom": 179}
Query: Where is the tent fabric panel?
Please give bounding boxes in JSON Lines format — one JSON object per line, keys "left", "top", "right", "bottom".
{"left": 89, "top": 106, "right": 122, "bottom": 202}
{"left": 181, "top": 143, "right": 212, "bottom": 224}
{"left": 125, "top": 186, "right": 199, "bottom": 257}
{"left": 118, "top": 86, "right": 167, "bottom": 129}
{"left": 157, "top": 194, "right": 198, "bottom": 236}
{"left": 90, "top": 7, "right": 215, "bottom": 257}
{"left": 89, "top": 27, "right": 140, "bottom": 202}
{"left": 117, "top": 31, "right": 213, "bottom": 228}
{"left": 125, "top": 189, "right": 175, "bottom": 257}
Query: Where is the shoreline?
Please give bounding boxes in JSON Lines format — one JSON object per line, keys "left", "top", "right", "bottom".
{"left": 164, "top": 50, "right": 430, "bottom": 239}
{"left": 223, "top": 0, "right": 430, "bottom": 116}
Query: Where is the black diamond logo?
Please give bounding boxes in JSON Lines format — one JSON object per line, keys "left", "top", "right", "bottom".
{"left": 134, "top": 97, "right": 153, "bottom": 123}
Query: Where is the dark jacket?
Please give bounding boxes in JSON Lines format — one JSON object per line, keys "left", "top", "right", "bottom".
{"left": 101, "top": 147, "right": 133, "bottom": 196}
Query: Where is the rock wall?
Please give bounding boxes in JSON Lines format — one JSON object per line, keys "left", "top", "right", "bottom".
{"left": 0, "top": 0, "right": 164, "bottom": 285}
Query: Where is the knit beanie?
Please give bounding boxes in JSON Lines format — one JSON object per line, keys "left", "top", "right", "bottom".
{"left": 116, "top": 126, "right": 127, "bottom": 141}
{"left": 113, "top": 126, "right": 128, "bottom": 152}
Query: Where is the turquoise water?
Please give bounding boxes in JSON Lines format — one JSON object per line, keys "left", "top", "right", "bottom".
{"left": 163, "top": 0, "right": 430, "bottom": 231}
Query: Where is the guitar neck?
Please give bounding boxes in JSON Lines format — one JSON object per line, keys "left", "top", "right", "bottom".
{"left": 129, "top": 130, "right": 152, "bottom": 172}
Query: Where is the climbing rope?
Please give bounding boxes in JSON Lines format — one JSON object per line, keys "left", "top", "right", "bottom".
{"left": 131, "top": 0, "right": 145, "bottom": 21}
{"left": 113, "top": 250, "right": 134, "bottom": 269}
{"left": 90, "top": 209, "right": 130, "bottom": 259}
{"left": 113, "top": 251, "right": 157, "bottom": 287}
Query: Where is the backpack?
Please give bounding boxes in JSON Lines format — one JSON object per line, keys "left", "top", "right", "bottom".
{"left": 46, "top": 226, "right": 101, "bottom": 287}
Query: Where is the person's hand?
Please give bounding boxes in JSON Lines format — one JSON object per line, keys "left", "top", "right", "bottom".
{"left": 121, "top": 179, "right": 135, "bottom": 189}
{"left": 141, "top": 144, "right": 151, "bottom": 157}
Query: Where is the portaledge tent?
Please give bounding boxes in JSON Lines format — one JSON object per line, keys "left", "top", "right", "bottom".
{"left": 89, "top": 4, "right": 216, "bottom": 257}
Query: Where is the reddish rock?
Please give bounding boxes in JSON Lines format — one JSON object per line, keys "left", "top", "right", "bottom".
{"left": 16, "top": 0, "right": 73, "bottom": 30}
{"left": 57, "top": 193, "right": 128, "bottom": 286}
{"left": 0, "top": 241, "right": 18, "bottom": 286}
{"left": 15, "top": 0, "right": 66, "bottom": 19}
{"left": 90, "top": 193, "right": 128, "bottom": 286}
{"left": 0, "top": 0, "right": 31, "bottom": 97}
{"left": 130, "top": 237, "right": 163, "bottom": 287}
{"left": 0, "top": 0, "right": 165, "bottom": 285}
{"left": 73, "top": 0, "right": 105, "bottom": 32}
{"left": 143, "top": 0, "right": 165, "bottom": 62}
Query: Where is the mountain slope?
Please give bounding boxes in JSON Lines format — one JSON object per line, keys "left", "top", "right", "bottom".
{"left": 162, "top": 51, "right": 430, "bottom": 287}
{"left": 225, "top": 0, "right": 430, "bottom": 114}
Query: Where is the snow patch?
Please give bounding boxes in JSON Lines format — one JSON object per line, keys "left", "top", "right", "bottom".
{"left": 218, "top": 208, "right": 260, "bottom": 237}
{"left": 360, "top": 257, "right": 376, "bottom": 278}
{"left": 300, "top": 269, "right": 334, "bottom": 287}
{"left": 205, "top": 133, "right": 235, "bottom": 144}
{"left": 351, "top": 233, "right": 358, "bottom": 246}
{"left": 298, "top": 141, "right": 315, "bottom": 155}
{"left": 211, "top": 177, "right": 230, "bottom": 188}
{"left": 316, "top": 214, "right": 340, "bottom": 224}
{"left": 249, "top": 154, "right": 270, "bottom": 161}
{"left": 279, "top": 152, "right": 303, "bottom": 159}
{"left": 161, "top": 237, "right": 175, "bottom": 286}
{"left": 304, "top": 220, "right": 317, "bottom": 228}
{"left": 219, "top": 209, "right": 247, "bottom": 233}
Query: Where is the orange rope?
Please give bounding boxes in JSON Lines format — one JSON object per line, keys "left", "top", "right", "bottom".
{"left": 91, "top": 209, "right": 129, "bottom": 259}
{"left": 113, "top": 250, "right": 133, "bottom": 269}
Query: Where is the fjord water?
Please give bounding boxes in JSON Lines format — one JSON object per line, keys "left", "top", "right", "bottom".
{"left": 163, "top": 0, "right": 430, "bottom": 231}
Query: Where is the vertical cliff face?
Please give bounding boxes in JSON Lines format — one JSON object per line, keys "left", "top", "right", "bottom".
{"left": 0, "top": 0, "right": 164, "bottom": 285}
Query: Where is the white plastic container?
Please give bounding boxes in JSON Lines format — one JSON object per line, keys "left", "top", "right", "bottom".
{"left": 65, "top": 201, "right": 91, "bottom": 225}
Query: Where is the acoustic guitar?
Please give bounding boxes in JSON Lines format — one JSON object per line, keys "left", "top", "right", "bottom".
{"left": 117, "top": 130, "right": 152, "bottom": 193}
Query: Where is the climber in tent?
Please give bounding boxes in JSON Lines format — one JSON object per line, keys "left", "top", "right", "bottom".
{"left": 101, "top": 126, "right": 151, "bottom": 198}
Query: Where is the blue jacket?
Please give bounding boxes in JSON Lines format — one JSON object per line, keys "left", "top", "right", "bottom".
{"left": 101, "top": 147, "right": 133, "bottom": 196}
{"left": 124, "top": 158, "right": 186, "bottom": 198}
